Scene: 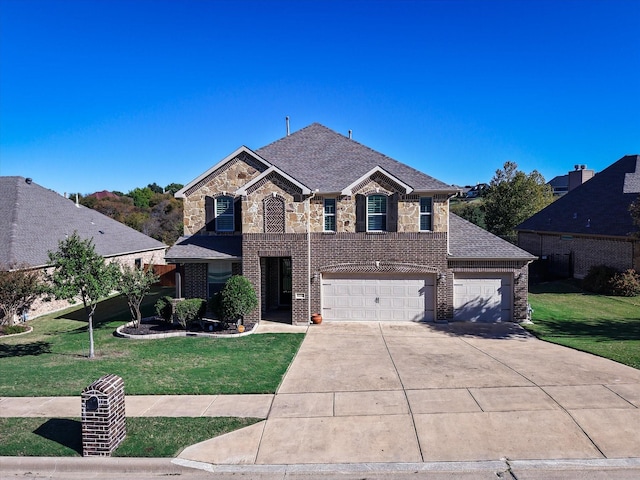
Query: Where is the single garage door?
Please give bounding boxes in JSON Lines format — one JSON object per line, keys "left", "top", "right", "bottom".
{"left": 322, "top": 273, "right": 435, "bottom": 322}
{"left": 453, "top": 274, "right": 512, "bottom": 322}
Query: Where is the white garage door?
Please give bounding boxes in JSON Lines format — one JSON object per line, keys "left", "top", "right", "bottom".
{"left": 453, "top": 275, "right": 512, "bottom": 322}
{"left": 322, "top": 274, "right": 435, "bottom": 322}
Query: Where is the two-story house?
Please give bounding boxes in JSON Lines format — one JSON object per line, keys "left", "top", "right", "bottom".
{"left": 166, "top": 123, "right": 535, "bottom": 325}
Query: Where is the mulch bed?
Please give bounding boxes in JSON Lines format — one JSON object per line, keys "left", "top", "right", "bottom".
{"left": 120, "top": 317, "right": 255, "bottom": 336}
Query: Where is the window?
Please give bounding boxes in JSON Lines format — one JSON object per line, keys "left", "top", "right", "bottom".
{"left": 208, "top": 261, "right": 232, "bottom": 297}
{"left": 367, "top": 195, "right": 387, "bottom": 231}
{"left": 420, "top": 197, "right": 432, "bottom": 231}
{"left": 215, "top": 196, "right": 234, "bottom": 232}
{"left": 324, "top": 198, "right": 336, "bottom": 232}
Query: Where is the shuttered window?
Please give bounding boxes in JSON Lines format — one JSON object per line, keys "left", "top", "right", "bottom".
{"left": 215, "top": 196, "right": 234, "bottom": 232}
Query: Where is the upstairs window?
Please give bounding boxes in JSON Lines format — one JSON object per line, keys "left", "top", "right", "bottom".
{"left": 420, "top": 197, "right": 433, "bottom": 231}
{"left": 324, "top": 198, "right": 336, "bottom": 232}
{"left": 215, "top": 196, "right": 235, "bottom": 232}
{"left": 367, "top": 194, "right": 387, "bottom": 232}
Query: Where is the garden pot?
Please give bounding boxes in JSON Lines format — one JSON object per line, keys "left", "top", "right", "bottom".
{"left": 237, "top": 324, "right": 245, "bottom": 333}
{"left": 311, "top": 313, "right": 323, "bottom": 324}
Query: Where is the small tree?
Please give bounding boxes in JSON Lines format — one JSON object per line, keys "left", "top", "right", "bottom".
{"left": 0, "top": 264, "right": 44, "bottom": 326}
{"left": 210, "top": 275, "right": 258, "bottom": 325}
{"left": 47, "top": 232, "right": 119, "bottom": 358}
{"left": 118, "top": 263, "right": 159, "bottom": 328}
{"left": 484, "top": 161, "right": 553, "bottom": 242}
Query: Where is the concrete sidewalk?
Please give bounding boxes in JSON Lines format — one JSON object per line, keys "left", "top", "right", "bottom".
{"left": 178, "top": 321, "right": 640, "bottom": 465}
{"left": 2, "top": 321, "right": 640, "bottom": 473}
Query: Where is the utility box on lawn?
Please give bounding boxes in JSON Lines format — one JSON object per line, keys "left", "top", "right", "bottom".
{"left": 81, "top": 374, "right": 126, "bottom": 456}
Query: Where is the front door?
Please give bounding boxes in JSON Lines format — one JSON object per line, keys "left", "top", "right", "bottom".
{"left": 279, "top": 258, "right": 292, "bottom": 306}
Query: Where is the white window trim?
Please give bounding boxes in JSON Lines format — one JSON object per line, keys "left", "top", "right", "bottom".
{"left": 323, "top": 198, "right": 336, "bottom": 232}
{"left": 420, "top": 197, "right": 433, "bottom": 232}
{"left": 367, "top": 194, "right": 387, "bottom": 232}
{"left": 215, "top": 196, "right": 235, "bottom": 232}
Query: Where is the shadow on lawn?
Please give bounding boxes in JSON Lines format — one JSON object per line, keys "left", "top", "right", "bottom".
{"left": 34, "top": 419, "right": 82, "bottom": 455}
{"left": 0, "top": 341, "right": 52, "bottom": 358}
{"left": 533, "top": 317, "right": 640, "bottom": 341}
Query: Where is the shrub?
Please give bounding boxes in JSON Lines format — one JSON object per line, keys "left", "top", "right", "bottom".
{"left": 211, "top": 276, "right": 258, "bottom": 325}
{"left": 610, "top": 269, "right": 640, "bottom": 297}
{"left": 582, "top": 265, "right": 618, "bottom": 294}
{"left": 154, "top": 296, "right": 174, "bottom": 323}
{"left": 174, "top": 298, "right": 206, "bottom": 329}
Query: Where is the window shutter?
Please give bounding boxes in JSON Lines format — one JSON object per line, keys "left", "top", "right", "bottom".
{"left": 234, "top": 198, "right": 242, "bottom": 232}
{"left": 388, "top": 193, "right": 398, "bottom": 232}
{"left": 205, "top": 196, "right": 215, "bottom": 231}
{"left": 355, "top": 194, "right": 366, "bottom": 232}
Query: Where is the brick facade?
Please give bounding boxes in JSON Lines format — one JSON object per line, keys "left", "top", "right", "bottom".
{"left": 519, "top": 231, "right": 636, "bottom": 279}
{"left": 81, "top": 374, "right": 126, "bottom": 457}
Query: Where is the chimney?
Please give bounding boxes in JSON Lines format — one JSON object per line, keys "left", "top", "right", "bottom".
{"left": 348, "top": 129, "right": 352, "bottom": 140}
{"left": 568, "top": 164, "right": 595, "bottom": 191}
{"left": 286, "top": 116, "right": 290, "bottom": 136}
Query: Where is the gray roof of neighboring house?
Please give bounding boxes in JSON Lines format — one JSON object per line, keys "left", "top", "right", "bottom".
{"left": 516, "top": 155, "right": 640, "bottom": 237}
{"left": 548, "top": 174, "right": 568, "bottom": 188}
{"left": 0, "top": 176, "right": 166, "bottom": 268}
{"left": 256, "top": 123, "right": 457, "bottom": 194}
{"left": 449, "top": 214, "right": 536, "bottom": 260}
{"left": 165, "top": 235, "right": 242, "bottom": 262}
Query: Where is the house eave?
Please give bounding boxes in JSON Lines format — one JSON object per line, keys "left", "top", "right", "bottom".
{"left": 175, "top": 146, "right": 272, "bottom": 198}
{"left": 516, "top": 229, "right": 638, "bottom": 242}
{"left": 235, "top": 165, "right": 312, "bottom": 196}
{"left": 166, "top": 256, "right": 242, "bottom": 264}
{"left": 341, "top": 166, "right": 414, "bottom": 196}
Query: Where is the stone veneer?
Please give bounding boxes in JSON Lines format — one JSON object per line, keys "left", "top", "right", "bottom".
{"left": 183, "top": 153, "right": 267, "bottom": 235}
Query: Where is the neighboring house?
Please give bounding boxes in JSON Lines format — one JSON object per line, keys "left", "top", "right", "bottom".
{"left": 0, "top": 176, "right": 167, "bottom": 319}
{"left": 547, "top": 164, "right": 594, "bottom": 197}
{"left": 87, "top": 190, "right": 119, "bottom": 200}
{"left": 517, "top": 155, "right": 639, "bottom": 279}
{"left": 166, "top": 123, "right": 535, "bottom": 325}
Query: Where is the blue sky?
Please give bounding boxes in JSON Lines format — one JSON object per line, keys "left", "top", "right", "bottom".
{"left": 1, "top": 0, "right": 638, "bottom": 195}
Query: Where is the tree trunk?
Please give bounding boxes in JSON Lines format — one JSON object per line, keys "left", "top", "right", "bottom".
{"left": 86, "top": 304, "right": 96, "bottom": 359}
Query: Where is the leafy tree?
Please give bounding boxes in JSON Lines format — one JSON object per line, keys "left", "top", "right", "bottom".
{"left": 483, "top": 161, "right": 553, "bottom": 242}
{"left": 210, "top": 275, "right": 258, "bottom": 326}
{"left": 118, "top": 263, "right": 159, "bottom": 328}
{"left": 127, "top": 187, "right": 154, "bottom": 208}
{"left": 46, "top": 232, "right": 119, "bottom": 358}
{"left": 0, "top": 265, "right": 44, "bottom": 325}
{"left": 165, "top": 183, "right": 184, "bottom": 195}
{"left": 450, "top": 199, "right": 486, "bottom": 229}
{"left": 147, "top": 182, "right": 164, "bottom": 194}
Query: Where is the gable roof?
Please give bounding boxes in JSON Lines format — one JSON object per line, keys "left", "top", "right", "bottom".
{"left": 0, "top": 176, "right": 166, "bottom": 269}
{"left": 165, "top": 235, "right": 242, "bottom": 262}
{"left": 516, "top": 155, "right": 640, "bottom": 237}
{"left": 256, "top": 123, "right": 458, "bottom": 194}
{"left": 235, "top": 165, "right": 311, "bottom": 196}
{"left": 449, "top": 214, "right": 536, "bottom": 260}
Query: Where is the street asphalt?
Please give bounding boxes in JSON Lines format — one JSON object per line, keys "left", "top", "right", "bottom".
{"left": 2, "top": 320, "right": 640, "bottom": 479}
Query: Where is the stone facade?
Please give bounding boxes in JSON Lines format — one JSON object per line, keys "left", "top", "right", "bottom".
{"left": 183, "top": 153, "right": 267, "bottom": 235}
{"left": 519, "top": 231, "right": 637, "bottom": 279}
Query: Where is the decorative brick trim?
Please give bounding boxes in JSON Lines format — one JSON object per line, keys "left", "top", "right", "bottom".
{"left": 319, "top": 261, "right": 439, "bottom": 274}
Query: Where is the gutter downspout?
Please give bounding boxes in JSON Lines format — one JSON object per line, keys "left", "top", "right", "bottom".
{"left": 307, "top": 189, "right": 318, "bottom": 324}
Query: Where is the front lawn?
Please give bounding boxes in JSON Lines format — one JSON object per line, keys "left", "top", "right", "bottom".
{"left": 0, "top": 288, "right": 304, "bottom": 396}
{"left": 526, "top": 279, "right": 640, "bottom": 369}
{"left": 0, "top": 416, "right": 260, "bottom": 457}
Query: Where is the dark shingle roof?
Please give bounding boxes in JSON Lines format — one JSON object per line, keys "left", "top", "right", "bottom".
{"left": 165, "top": 236, "right": 242, "bottom": 261}
{"left": 256, "top": 123, "right": 457, "bottom": 193}
{"left": 0, "top": 176, "right": 166, "bottom": 268}
{"left": 449, "top": 214, "right": 536, "bottom": 260}
{"left": 517, "top": 155, "right": 640, "bottom": 237}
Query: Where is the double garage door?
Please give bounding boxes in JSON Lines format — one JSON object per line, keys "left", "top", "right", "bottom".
{"left": 322, "top": 273, "right": 435, "bottom": 322}
{"left": 453, "top": 274, "right": 512, "bottom": 322}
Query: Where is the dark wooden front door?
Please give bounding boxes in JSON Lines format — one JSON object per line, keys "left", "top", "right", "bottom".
{"left": 279, "top": 258, "right": 292, "bottom": 306}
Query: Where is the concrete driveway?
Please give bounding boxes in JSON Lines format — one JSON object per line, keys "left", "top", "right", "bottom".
{"left": 178, "top": 321, "right": 640, "bottom": 465}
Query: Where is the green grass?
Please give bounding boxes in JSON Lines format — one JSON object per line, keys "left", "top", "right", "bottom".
{"left": 526, "top": 279, "right": 640, "bottom": 369}
{"left": 0, "top": 416, "right": 260, "bottom": 457}
{"left": 0, "top": 287, "right": 304, "bottom": 396}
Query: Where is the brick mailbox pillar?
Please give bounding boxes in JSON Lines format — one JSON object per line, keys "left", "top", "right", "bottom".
{"left": 81, "top": 374, "right": 126, "bottom": 456}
